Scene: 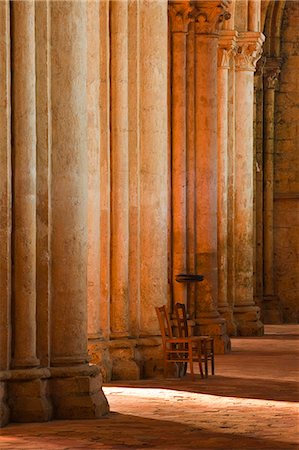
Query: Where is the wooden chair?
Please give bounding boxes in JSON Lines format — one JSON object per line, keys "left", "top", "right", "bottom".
{"left": 155, "top": 305, "right": 204, "bottom": 381}
{"left": 174, "top": 302, "right": 215, "bottom": 377}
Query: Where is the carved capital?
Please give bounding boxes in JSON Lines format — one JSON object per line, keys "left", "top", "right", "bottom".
{"left": 235, "top": 32, "right": 265, "bottom": 72}
{"left": 218, "top": 30, "right": 238, "bottom": 68}
{"left": 255, "top": 56, "right": 266, "bottom": 77}
{"left": 263, "top": 57, "right": 282, "bottom": 90}
{"left": 169, "top": 1, "right": 193, "bottom": 32}
{"left": 191, "top": 0, "right": 231, "bottom": 35}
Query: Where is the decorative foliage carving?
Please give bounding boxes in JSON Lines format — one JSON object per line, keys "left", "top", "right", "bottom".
{"left": 218, "top": 31, "right": 238, "bottom": 68}
{"left": 168, "top": 1, "right": 193, "bottom": 32}
{"left": 263, "top": 58, "right": 282, "bottom": 90}
{"left": 190, "top": 0, "right": 231, "bottom": 34}
{"left": 235, "top": 33, "right": 265, "bottom": 72}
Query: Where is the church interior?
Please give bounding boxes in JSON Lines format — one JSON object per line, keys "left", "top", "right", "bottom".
{"left": 0, "top": 0, "right": 298, "bottom": 448}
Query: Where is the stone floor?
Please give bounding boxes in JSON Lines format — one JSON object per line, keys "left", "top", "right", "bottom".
{"left": 0, "top": 325, "right": 298, "bottom": 449}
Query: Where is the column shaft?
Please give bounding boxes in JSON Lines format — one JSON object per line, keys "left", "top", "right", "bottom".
{"left": 50, "top": 0, "right": 89, "bottom": 365}
{"left": 0, "top": 0, "right": 11, "bottom": 374}
{"left": 169, "top": 3, "right": 191, "bottom": 308}
{"left": 50, "top": 1, "right": 108, "bottom": 419}
{"left": 110, "top": 0, "right": 129, "bottom": 338}
{"left": 191, "top": 1, "right": 231, "bottom": 352}
{"left": 263, "top": 86, "right": 275, "bottom": 296}
{"left": 261, "top": 60, "right": 282, "bottom": 323}
{"left": 11, "top": 0, "right": 39, "bottom": 368}
{"left": 227, "top": 54, "right": 237, "bottom": 330}
{"left": 217, "top": 33, "right": 236, "bottom": 335}
{"left": 87, "top": 0, "right": 101, "bottom": 339}
{"left": 139, "top": 0, "right": 168, "bottom": 335}
{"left": 194, "top": 33, "right": 220, "bottom": 317}
{"left": 186, "top": 23, "right": 196, "bottom": 317}
{"left": 35, "top": 0, "right": 51, "bottom": 368}
{"left": 99, "top": 0, "right": 111, "bottom": 340}
{"left": 233, "top": 32, "right": 264, "bottom": 335}
{"left": 248, "top": 0, "right": 261, "bottom": 32}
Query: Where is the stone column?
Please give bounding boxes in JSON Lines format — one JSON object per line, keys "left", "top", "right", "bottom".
{"left": 35, "top": 0, "right": 51, "bottom": 369}
{"left": 217, "top": 31, "right": 237, "bottom": 336}
{"left": 8, "top": 0, "right": 53, "bottom": 424}
{"left": 0, "top": 0, "right": 11, "bottom": 427}
{"left": 110, "top": 0, "right": 130, "bottom": 338}
{"left": 11, "top": 0, "right": 39, "bottom": 371}
{"left": 193, "top": 1, "right": 230, "bottom": 353}
{"left": 50, "top": 0, "right": 108, "bottom": 419}
{"left": 169, "top": 2, "right": 192, "bottom": 307}
{"left": 248, "top": 0, "right": 261, "bottom": 32}
{"left": 233, "top": 32, "right": 264, "bottom": 336}
{"left": 253, "top": 57, "right": 265, "bottom": 314}
{"left": 262, "top": 57, "right": 282, "bottom": 323}
{"left": 87, "top": 0, "right": 101, "bottom": 340}
{"left": 139, "top": 0, "right": 168, "bottom": 335}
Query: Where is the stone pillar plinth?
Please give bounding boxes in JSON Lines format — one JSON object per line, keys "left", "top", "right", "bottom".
{"left": 217, "top": 31, "right": 237, "bottom": 336}
{"left": 50, "top": 0, "right": 108, "bottom": 419}
{"left": 192, "top": 1, "right": 230, "bottom": 353}
{"left": 233, "top": 32, "right": 265, "bottom": 336}
{"left": 169, "top": 2, "right": 192, "bottom": 307}
{"left": 262, "top": 58, "right": 282, "bottom": 323}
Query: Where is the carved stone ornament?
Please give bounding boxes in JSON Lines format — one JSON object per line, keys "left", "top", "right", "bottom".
{"left": 190, "top": 0, "right": 231, "bottom": 34}
{"left": 218, "top": 31, "right": 238, "bottom": 69}
{"left": 263, "top": 57, "right": 282, "bottom": 90}
{"left": 168, "top": 1, "right": 193, "bottom": 32}
{"left": 235, "top": 32, "right": 265, "bottom": 72}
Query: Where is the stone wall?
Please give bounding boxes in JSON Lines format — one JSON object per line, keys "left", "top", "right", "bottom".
{"left": 274, "top": 1, "right": 299, "bottom": 323}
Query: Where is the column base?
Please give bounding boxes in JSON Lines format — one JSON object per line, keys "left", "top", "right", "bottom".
{"left": 0, "top": 381, "right": 9, "bottom": 427}
{"left": 217, "top": 305, "right": 237, "bottom": 336}
{"left": 262, "top": 295, "right": 283, "bottom": 324}
{"left": 234, "top": 305, "right": 264, "bottom": 336}
{"left": 195, "top": 316, "right": 231, "bottom": 353}
{"left": 50, "top": 364, "right": 109, "bottom": 419}
{"left": 89, "top": 336, "right": 168, "bottom": 381}
{"left": 6, "top": 369, "right": 52, "bottom": 423}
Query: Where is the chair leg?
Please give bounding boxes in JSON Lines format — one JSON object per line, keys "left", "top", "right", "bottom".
{"left": 189, "top": 359, "right": 194, "bottom": 381}
{"left": 163, "top": 359, "right": 167, "bottom": 378}
{"left": 211, "top": 341, "right": 215, "bottom": 375}
{"left": 203, "top": 342, "right": 208, "bottom": 378}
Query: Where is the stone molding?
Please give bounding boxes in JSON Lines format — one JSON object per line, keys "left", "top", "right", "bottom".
{"left": 218, "top": 30, "right": 238, "bottom": 69}
{"left": 235, "top": 32, "right": 265, "bottom": 72}
{"left": 263, "top": 57, "right": 282, "bottom": 90}
{"left": 168, "top": 1, "right": 193, "bottom": 32}
{"left": 191, "top": 0, "right": 231, "bottom": 34}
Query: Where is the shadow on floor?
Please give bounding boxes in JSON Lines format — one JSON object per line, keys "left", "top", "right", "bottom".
{"left": 1, "top": 413, "right": 297, "bottom": 450}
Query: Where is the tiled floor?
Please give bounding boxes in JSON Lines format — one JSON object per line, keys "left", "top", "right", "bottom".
{"left": 0, "top": 325, "right": 298, "bottom": 449}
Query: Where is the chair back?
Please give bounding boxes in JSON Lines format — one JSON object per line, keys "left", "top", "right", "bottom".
{"left": 174, "top": 302, "right": 189, "bottom": 338}
{"left": 155, "top": 306, "right": 173, "bottom": 344}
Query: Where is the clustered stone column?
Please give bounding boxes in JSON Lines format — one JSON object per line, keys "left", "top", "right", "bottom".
{"left": 262, "top": 57, "right": 282, "bottom": 322}
{"left": 0, "top": 0, "right": 109, "bottom": 426}
{"left": 233, "top": 32, "right": 265, "bottom": 335}
{"left": 49, "top": 0, "right": 108, "bottom": 418}
{"left": 192, "top": 1, "right": 230, "bottom": 352}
